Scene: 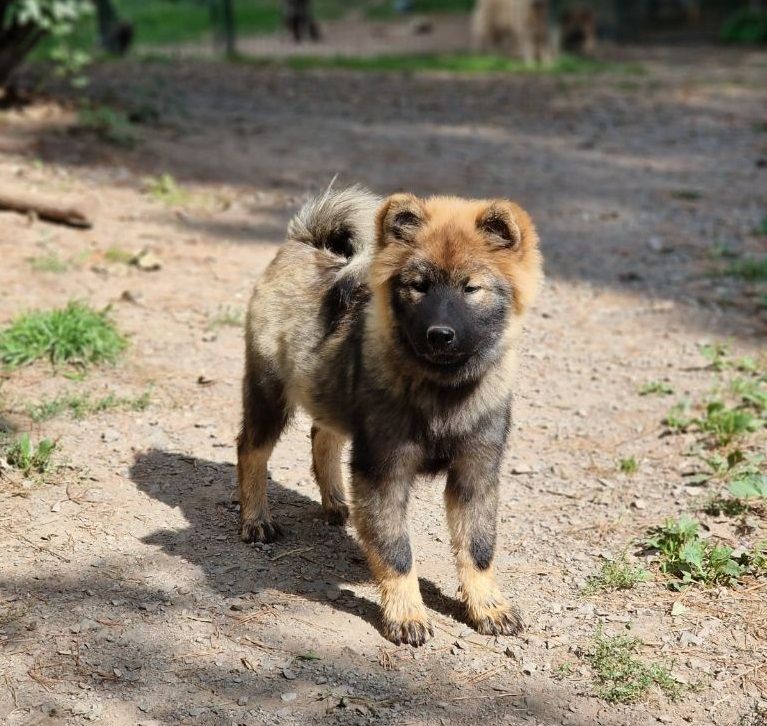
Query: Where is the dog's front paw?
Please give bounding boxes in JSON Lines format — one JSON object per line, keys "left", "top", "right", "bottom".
{"left": 382, "top": 615, "right": 434, "bottom": 647}
{"left": 468, "top": 601, "right": 524, "bottom": 637}
{"left": 241, "top": 518, "right": 283, "bottom": 544}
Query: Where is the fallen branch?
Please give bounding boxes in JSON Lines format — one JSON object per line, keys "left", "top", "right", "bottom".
{"left": 0, "top": 186, "right": 94, "bottom": 228}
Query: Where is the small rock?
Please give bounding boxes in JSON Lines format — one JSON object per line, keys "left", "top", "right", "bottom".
{"left": 237, "top": 697, "right": 248, "bottom": 706}
{"left": 679, "top": 631, "right": 703, "bottom": 648}
{"left": 132, "top": 249, "right": 162, "bottom": 271}
{"left": 521, "top": 661, "right": 536, "bottom": 675}
{"left": 188, "top": 707, "right": 206, "bottom": 717}
{"left": 282, "top": 668, "right": 297, "bottom": 680}
{"left": 137, "top": 702, "right": 150, "bottom": 713}
{"left": 101, "top": 428, "right": 120, "bottom": 443}
{"left": 281, "top": 692, "right": 297, "bottom": 702}
{"left": 670, "top": 602, "right": 687, "bottom": 617}
{"left": 325, "top": 588, "right": 340, "bottom": 602}
{"left": 631, "top": 499, "right": 647, "bottom": 510}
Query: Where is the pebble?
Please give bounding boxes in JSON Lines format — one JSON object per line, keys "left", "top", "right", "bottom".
{"left": 281, "top": 692, "right": 297, "bottom": 702}
{"left": 282, "top": 668, "right": 297, "bottom": 680}
{"left": 237, "top": 697, "right": 248, "bottom": 706}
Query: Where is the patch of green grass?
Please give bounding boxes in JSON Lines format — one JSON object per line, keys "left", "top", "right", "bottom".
{"left": 552, "top": 661, "right": 575, "bottom": 679}
{"left": 104, "top": 246, "right": 135, "bottom": 264}
{"left": 1, "top": 434, "right": 56, "bottom": 477}
{"left": 638, "top": 380, "right": 674, "bottom": 396}
{"left": 0, "top": 301, "right": 127, "bottom": 372}
{"left": 584, "top": 630, "right": 681, "bottom": 704}
{"left": 27, "top": 389, "right": 151, "bottom": 423}
{"left": 143, "top": 173, "right": 188, "bottom": 206}
{"left": 583, "top": 554, "right": 649, "bottom": 594}
{"left": 27, "top": 253, "right": 69, "bottom": 273}
{"left": 207, "top": 306, "right": 244, "bottom": 330}
{"left": 619, "top": 456, "right": 639, "bottom": 474}
{"left": 78, "top": 104, "right": 138, "bottom": 147}
{"left": 727, "top": 256, "right": 767, "bottom": 282}
{"left": 279, "top": 53, "right": 642, "bottom": 76}
{"left": 644, "top": 516, "right": 765, "bottom": 589}
{"left": 697, "top": 401, "right": 763, "bottom": 446}
{"left": 699, "top": 342, "right": 730, "bottom": 371}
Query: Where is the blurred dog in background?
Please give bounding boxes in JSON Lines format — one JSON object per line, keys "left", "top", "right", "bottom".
{"left": 560, "top": 3, "right": 597, "bottom": 55}
{"left": 471, "top": 0, "right": 556, "bottom": 64}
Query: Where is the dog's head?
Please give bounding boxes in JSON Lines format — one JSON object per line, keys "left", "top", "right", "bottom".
{"left": 370, "top": 194, "right": 542, "bottom": 385}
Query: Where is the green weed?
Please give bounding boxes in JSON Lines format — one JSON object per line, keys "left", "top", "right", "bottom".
{"left": 104, "top": 246, "right": 135, "bottom": 264}
{"left": 583, "top": 554, "right": 649, "bottom": 594}
{"left": 28, "top": 253, "right": 68, "bottom": 273}
{"left": 584, "top": 630, "right": 681, "bottom": 704}
{"left": 143, "top": 174, "right": 188, "bottom": 206}
{"left": 207, "top": 306, "right": 244, "bottom": 330}
{"left": 78, "top": 104, "right": 138, "bottom": 147}
{"left": 619, "top": 456, "right": 639, "bottom": 474}
{"left": 1, "top": 434, "right": 56, "bottom": 477}
{"left": 27, "top": 390, "right": 151, "bottom": 423}
{"left": 699, "top": 342, "right": 730, "bottom": 371}
{"left": 638, "top": 380, "right": 674, "bottom": 396}
{"left": 0, "top": 301, "right": 127, "bottom": 371}
{"left": 697, "top": 401, "right": 763, "bottom": 446}
{"left": 727, "top": 256, "right": 767, "bottom": 282}
{"left": 644, "top": 516, "right": 765, "bottom": 589}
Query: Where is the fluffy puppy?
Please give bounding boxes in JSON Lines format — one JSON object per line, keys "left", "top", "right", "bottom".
{"left": 238, "top": 186, "right": 543, "bottom": 645}
{"left": 471, "top": 0, "right": 556, "bottom": 64}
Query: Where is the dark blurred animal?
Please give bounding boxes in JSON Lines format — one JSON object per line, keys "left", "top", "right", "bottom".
{"left": 560, "top": 3, "right": 596, "bottom": 55}
{"left": 282, "top": 0, "right": 321, "bottom": 42}
{"left": 93, "top": 0, "right": 134, "bottom": 56}
{"left": 471, "top": 0, "right": 556, "bottom": 64}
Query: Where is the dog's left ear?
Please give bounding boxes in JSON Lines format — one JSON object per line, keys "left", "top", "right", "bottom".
{"left": 376, "top": 193, "right": 425, "bottom": 247}
{"left": 476, "top": 202, "right": 522, "bottom": 250}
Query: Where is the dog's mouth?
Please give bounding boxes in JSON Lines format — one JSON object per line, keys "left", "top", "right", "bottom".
{"left": 418, "top": 350, "right": 472, "bottom": 369}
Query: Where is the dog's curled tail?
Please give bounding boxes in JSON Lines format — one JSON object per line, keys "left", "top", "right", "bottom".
{"left": 287, "top": 184, "right": 382, "bottom": 259}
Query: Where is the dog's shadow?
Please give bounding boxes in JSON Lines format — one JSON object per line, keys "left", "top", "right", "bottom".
{"left": 129, "top": 449, "right": 463, "bottom": 637}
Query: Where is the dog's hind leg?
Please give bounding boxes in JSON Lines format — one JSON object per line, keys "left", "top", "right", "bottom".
{"left": 237, "top": 356, "right": 292, "bottom": 543}
{"left": 311, "top": 424, "right": 349, "bottom": 526}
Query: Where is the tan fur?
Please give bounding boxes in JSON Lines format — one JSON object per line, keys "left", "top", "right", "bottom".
{"left": 471, "top": 0, "right": 557, "bottom": 64}
{"left": 237, "top": 443, "right": 273, "bottom": 540}
{"left": 311, "top": 426, "right": 349, "bottom": 523}
{"left": 446, "top": 494, "right": 522, "bottom": 634}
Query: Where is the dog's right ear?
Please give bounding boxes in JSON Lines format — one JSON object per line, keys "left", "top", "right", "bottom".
{"left": 376, "top": 193, "right": 425, "bottom": 247}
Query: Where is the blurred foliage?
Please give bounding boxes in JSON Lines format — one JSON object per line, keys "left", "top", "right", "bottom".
{"left": 721, "top": 7, "right": 767, "bottom": 44}
{"left": 0, "top": 0, "right": 92, "bottom": 86}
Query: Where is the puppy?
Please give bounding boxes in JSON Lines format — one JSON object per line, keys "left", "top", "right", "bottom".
{"left": 471, "top": 0, "right": 556, "bottom": 64}
{"left": 238, "top": 186, "right": 543, "bottom": 645}
{"left": 560, "top": 3, "right": 597, "bottom": 56}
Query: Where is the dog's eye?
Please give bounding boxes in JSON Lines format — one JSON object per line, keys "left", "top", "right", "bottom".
{"left": 464, "top": 284, "right": 481, "bottom": 294}
{"left": 409, "top": 279, "right": 428, "bottom": 294}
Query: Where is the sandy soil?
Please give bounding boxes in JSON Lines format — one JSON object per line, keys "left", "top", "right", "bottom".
{"left": 1, "top": 39, "right": 767, "bottom": 726}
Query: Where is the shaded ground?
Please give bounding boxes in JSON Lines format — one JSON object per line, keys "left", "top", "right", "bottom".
{"left": 1, "top": 41, "right": 767, "bottom": 726}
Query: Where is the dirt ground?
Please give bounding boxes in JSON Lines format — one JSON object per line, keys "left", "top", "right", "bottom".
{"left": 1, "top": 35, "right": 767, "bottom": 726}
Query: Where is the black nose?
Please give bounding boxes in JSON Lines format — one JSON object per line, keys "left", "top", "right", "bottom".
{"left": 426, "top": 325, "right": 455, "bottom": 349}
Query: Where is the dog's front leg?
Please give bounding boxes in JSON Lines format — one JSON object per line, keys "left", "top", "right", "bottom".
{"left": 350, "top": 442, "right": 432, "bottom": 646}
{"left": 445, "top": 415, "right": 523, "bottom": 636}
